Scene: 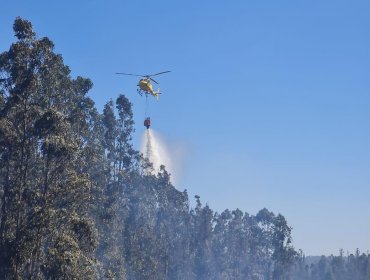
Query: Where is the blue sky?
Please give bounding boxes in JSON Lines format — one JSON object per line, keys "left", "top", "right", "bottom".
{"left": 1, "top": 0, "right": 370, "bottom": 255}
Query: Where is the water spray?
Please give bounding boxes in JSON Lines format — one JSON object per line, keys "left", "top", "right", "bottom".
{"left": 141, "top": 127, "right": 175, "bottom": 183}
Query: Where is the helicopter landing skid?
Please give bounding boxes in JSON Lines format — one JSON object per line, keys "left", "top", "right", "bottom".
{"left": 137, "top": 89, "right": 143, "bottom": 96}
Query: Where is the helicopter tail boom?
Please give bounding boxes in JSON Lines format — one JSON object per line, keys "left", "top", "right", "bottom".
{"left": 154, "top": 89, "right": 161, "bottom": 100}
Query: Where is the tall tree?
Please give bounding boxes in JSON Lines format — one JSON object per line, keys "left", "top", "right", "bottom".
{"left": 0, "top": 18, "right": 97, "bottom": 279}
{"left": 1, "top": 17, "right": 303, "bottom": 280}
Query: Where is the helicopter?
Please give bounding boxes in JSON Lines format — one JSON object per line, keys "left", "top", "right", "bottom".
{"left": 115, "top": 71, "right": 171, "bottom": 99}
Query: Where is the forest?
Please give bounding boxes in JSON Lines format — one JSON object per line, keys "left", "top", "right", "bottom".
{"left": 0, "top": 18, "right": 369, "bottom": 280}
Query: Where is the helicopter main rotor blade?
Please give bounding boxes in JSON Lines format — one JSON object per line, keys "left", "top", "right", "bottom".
{"left": 115, "top": 72, "right": 145, "bottom": 77}
{"left": 150, "top": 78, "right": 159, "bottom": 84}
{"left": 148, "top": 70, "right": 171, "bottom": 77}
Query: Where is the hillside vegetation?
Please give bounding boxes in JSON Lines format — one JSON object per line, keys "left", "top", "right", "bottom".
{"left": 1, "top": 18, "right": 369, "bottom": 280}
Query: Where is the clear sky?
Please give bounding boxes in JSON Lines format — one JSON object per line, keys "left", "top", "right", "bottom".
{"left": 1, "top": 0, "right": 370, "bottom": 256}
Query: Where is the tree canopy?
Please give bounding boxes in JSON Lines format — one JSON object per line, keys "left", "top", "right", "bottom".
{"left": 4, "top": 17, "right": 365, "bottom": 280}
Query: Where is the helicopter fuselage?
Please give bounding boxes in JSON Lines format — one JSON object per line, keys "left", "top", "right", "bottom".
{"left": 137, "top": 78, "right": 160, "bottom": 98}
{"left": 138, "top": 78, "right": 153, "bottom": 94}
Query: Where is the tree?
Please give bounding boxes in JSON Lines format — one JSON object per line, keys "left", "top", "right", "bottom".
{"left": 271, "top": 214, "right": 296, "bottom": 279}
{"left": 190, "top": 196, "right": 214, "bottom": 279}
{"left": 0, "top": 17, "right": 97, "bottom": 279}
{"left": 1, "top": 17, "right": 302, "bottom": 280}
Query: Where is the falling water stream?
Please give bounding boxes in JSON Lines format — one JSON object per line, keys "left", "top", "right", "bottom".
{"left": 141, "top": 129, "right": 174, "bottom": 182}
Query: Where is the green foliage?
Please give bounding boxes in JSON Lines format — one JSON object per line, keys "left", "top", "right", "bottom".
{"left": 1, "top": 17, "right": 305, "bottom": 280}
{"left": 291, "top": 251, "right": 370, "bottom": 280}
{"left": 13, "top": 17, "right": 35, "bottom": 41}
{"left": 0, "top": 17, "right": 96, "bottom": 279}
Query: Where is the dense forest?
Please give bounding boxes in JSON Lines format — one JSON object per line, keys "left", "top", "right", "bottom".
{"left": 0, "top": 18, "right": 368, "bottom": 280}
{"left": 291, "top": 251, "right": 370, "bottom": 280}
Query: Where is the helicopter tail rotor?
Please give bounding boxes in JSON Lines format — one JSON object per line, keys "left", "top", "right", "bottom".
{"left": 154, "top": 89, "right": 161, "bottom": 100}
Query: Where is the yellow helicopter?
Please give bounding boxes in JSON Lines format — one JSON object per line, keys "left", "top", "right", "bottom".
{"left": 115, "top": 71, "right": 171, "bottom": 99}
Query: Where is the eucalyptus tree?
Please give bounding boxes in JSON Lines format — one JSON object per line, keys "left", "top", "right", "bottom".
{"left": 0, "top": 18, "right": 97, "bottom": 279}
{"left": 96, "top": 95, "right": 138, "bottom": 279}
{"left": 0, "top": 17, "right": 302, "bottom": 280}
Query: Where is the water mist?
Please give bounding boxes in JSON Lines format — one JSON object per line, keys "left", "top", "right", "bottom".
{"left": 141, "top": 129, "right": 175, "bottom": 183}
